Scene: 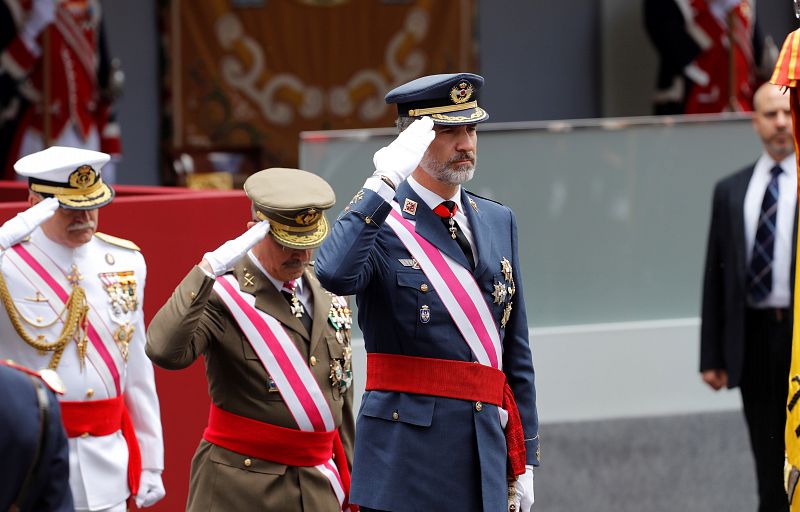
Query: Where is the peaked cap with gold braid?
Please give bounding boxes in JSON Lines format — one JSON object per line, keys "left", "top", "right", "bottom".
{"left": 385, "top": 72, "right": 490, "bottom": 126}
{"left": 15, "top": 146, "right": 114, "bottom": 210}
{"left": 244, "top": 168, "right": 335, "bottom": 250}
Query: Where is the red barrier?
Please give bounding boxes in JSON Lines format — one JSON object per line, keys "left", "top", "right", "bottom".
{"left": 0, "top": 182, "right": 251, "bottom": 511}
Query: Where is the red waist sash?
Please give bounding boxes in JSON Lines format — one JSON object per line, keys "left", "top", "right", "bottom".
{"left": 366, "top": 353, "right": 527, "bottom": 477}
{"left": 203, "top": 404, "right": 351, "bottom": 495}
{"left": 60, "top": 396, "right": 142, "bottom": 496}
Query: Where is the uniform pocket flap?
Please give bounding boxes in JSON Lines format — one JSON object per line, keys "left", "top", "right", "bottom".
{"left": 361, "top": 390, "right": 435, "bottom": 427}
{"left": 209, "top": 443, "right": 288, "bottom": 475}
{"left": 396, "top": 270, "right": 426, "bottom": 289}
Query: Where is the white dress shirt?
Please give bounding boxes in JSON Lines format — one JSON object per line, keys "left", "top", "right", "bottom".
{"left": 743, "top": 152, "right": 797, "bottom": 308}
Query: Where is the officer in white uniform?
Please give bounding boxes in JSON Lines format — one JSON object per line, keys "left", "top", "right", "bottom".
{"left": 0, "top": 146, "right": 165, "bottom": 511}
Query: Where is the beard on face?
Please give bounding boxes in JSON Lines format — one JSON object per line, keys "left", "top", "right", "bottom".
{"left": 421, "top": 151, "right": 476, "bottom": 185}
{"left": 766, "top": 131, "right": 794, "bottom": 160}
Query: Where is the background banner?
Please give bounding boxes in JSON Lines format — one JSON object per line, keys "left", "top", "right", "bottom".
{"left": 164, "top": 0, "right": 476, "bottom": 175}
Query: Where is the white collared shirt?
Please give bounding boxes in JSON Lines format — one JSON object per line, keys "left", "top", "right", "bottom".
{"left": 743, "top": 152, "right": 797, "bottom": 308}
{"left": 407, "top": 176, "right": 478, "bottom": 263}
{"left": 246, "top": 250, "right": 313, "bottom": 316}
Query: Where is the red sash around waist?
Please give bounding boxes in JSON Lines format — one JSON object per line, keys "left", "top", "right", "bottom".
{"left": 203, "top": 404, "right": 351, "bottom": 494}
{"left": 366, "top": 353, "right": 527, "bottom": 477}
{"left": 60, "top": 396, "right": 142, "bottom": 496}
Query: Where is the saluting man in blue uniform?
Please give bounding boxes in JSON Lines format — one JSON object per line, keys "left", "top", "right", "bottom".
{"left": 316, "top": 73, "right": 539, "bottom": 512}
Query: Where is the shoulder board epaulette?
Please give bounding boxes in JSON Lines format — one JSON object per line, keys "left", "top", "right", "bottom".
{"left": 95, "top": 232, "right": 141, "bottom": 251}
{"left": 0, "top": 360, "right": 65, "bottom": 394}
{"left": 464, "top": 189, "right": 505, "bottom": 206}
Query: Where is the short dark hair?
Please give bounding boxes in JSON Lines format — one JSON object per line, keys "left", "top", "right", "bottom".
{"left": 396, "top": 116, "right": 416, "bottom": 133}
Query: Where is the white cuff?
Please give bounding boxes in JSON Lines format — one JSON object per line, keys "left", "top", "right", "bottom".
{"left": 363, "top": 176, "right": 395, "bottom": 202}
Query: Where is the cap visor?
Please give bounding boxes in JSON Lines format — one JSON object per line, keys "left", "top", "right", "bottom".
{"left": 429, "top": 106, "right": 489, "bottom": 125}
{"left": 270, "top": 216, "right": 329, "bottom": 250}
{"left": 56, "top": 183, "right": 115, "bottom": 210}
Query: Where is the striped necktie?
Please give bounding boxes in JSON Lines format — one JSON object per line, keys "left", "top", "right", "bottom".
{"left": 748, "top": 165, "right": 783, "bottom": 303}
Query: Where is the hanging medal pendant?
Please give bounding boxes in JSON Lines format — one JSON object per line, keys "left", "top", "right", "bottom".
{"left": 290, "top": 295, "right": 305, "bottom": 318}
{"left": 113, "top": 324, "right": 133, "bottom": 362}
{"left": 448, "top": 218, "right": 457, "bottom": 240}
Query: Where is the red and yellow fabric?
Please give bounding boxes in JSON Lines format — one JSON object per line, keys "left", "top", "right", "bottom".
{"left": 770, "top": 28, "right": 800, "bottom": 511}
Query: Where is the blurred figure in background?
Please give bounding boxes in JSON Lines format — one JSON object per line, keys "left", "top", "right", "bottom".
{"left": 0, "top": 0, "right": 123, "bottom": 182}
{"left": 644, "top": 0, "right": 776, "bottom": 114}
{"left": 700, "top": 82, "right": 795, "bottom": 512}
{"left": 0, "top": 360, "right": 73, "bottom": 512}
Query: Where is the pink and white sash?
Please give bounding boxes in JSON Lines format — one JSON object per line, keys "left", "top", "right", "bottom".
{"left": 213, "top": 274, "right": 348, "bottom": 509}
{"left": 5, "top": 242, "right": 123, "bottom": 395}
{"left": 386, "top": 203, "right": 503, "bottom": 369}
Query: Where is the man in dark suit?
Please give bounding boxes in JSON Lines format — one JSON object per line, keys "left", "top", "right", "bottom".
{"left": 701, "top": 81, "right": 796, "bottom": 512}
{"left": 316, "top": 73, "right": 539, "bottom": 512}
{"left": 0, "top": 360, "right": 73, "bottom": 511}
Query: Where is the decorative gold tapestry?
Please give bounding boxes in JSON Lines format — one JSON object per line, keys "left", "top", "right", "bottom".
{"left": 164, "top": 0, "right": 476, "bottom": 170}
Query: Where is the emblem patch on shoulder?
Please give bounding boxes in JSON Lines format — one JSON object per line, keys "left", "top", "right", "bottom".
{"left": 402, "top": 199, "right": 418, "bottom": 216}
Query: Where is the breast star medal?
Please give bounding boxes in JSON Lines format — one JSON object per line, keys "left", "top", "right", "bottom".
{"left": 493, "top": 282, "right": 508, "bottom": 304}
{"left": 499, "top": 257, "right": 516, "bottom": 329}
{"left": 329, "top": 345, "right": 354, "bottom": 393}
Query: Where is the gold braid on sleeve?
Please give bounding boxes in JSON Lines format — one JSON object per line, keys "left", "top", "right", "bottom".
{"left": 0, "top": 271, "right": 89, "bottom": 370}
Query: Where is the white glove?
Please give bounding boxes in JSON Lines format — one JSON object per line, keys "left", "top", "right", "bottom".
{"left": 202, "top": 220, "right": 270, "bottom": 276}
{"left": 0, "top": 197, "right": 59, "bottom": 250}
{"left": 21, "top": 0, "right": 57, "bottom": 50}
{"left": 510, "top": 466, "right": 534, "bottom": 512}
{"left": 134, "top": 469, "right": 165, "bottom": 508}
{"left": 498, "top": 406, "right": 509, "bottom": 429}
{"left": 372, "top": 116, "right": 435, "bottom": 187}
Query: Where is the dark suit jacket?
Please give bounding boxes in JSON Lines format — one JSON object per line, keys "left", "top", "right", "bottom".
{"left": 700, "top": 163, "right": 797, "bottom": 388}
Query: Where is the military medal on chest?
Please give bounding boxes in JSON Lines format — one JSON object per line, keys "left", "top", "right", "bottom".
{"left": 327, "top": 293, "right": 352, "bottom": 343}
{"left": 496, "top": 257, "right": 516, "bottom": 329}
{"left": 327, "top": 293, "right": 353, "bottom": 392}
{"left": 98, "top": 270, "right": 138, "bottom": 360}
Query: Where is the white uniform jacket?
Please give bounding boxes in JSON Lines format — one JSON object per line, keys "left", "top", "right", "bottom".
{"left": 0, "top": 228, "right": 163, "bottom": 510}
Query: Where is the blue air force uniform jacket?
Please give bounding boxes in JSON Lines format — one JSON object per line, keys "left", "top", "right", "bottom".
{"left": 0, "top": 363, "right": 73, "bottom": 511}
{"left": 316, "top": 182, "right": 539, "bottom": 512}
